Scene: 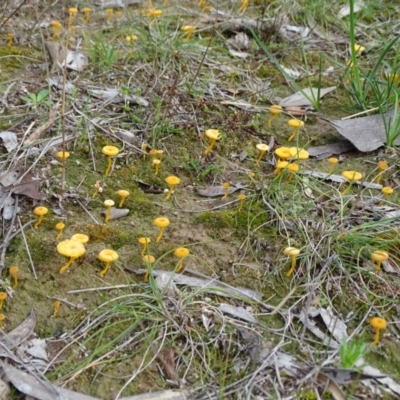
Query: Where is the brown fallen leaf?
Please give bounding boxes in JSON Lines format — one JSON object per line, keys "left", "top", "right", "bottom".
{"left": 137, "top": 180, "right": 164, "bottom": 194}
{"left": 196, "top": 183, "right": 246, "bottom": 197}
{"left": 7, "top": 169, "right": 41, "bottom": 200}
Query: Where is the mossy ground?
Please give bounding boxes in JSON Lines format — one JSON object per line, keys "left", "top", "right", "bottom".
{"left": 1, "top": 0, "right": 400, "bottom": 398}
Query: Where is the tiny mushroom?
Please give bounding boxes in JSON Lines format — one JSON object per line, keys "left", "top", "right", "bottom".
{"left": 98, "top": 249, "right": 119, "bottom": 277}
{"left": 328, "top": 157, "right": 339, "bottom": 174}
{"left": 82, "top": 6, "right": 92, "bottom": 24}
{"left": 138, "top": 237, "right": 151, "bottom": 256}
{"left": 371, "top": 250, "right": 389, "bottom": 273}
{"left": 0, "top": 314, "right": 5, "bottom": 328}
{"left": 165, "top": 176, "right": 181, "bottom": 200}
{"left": 50, "top": 20, "right": 62, "bottom": 39}
{"left": 267, "top": 105, "right": 282, "bottom": 126}
{"left": 353, "top": 43, "right": 365, "bottom": 54}
{"left": 204, "top": 129, "right": 221, "bottom": 155}
{"left": 370, "top": 317, "right": 387, "bottom": 345}
{"left": 104, "top": 199, "right": 115, "bottom": 223}
{"left": 106, "top": 8, "right": 114, "bottom": 22}
{"left": 274, "top": 161, "right": 289, "bottom": 177}
{"left": 152, "top": 158, "right": 161, "bottom": 175}
{"left": 56, "top": 151, "right": 70, "bottom": 164}
{"left": 153, "top": 217, "right": 170, "bottom": 243}
{"left": 237, "top": 193, "right": 246, "bottom": 211}
{"left": 143, "top": 255, "right": 156, "bottom": 282}
{"left": 286, "top": 163, "right": 299, "bottom": 182}
{"left": 376, "top": 160, "right": 388, "bottom": 184}
{"left": 255, "top": 143, "right": 269, "bottom": 166}
{"left": 341, "top": 170, "right": 362, "bottom": 195}
{"left": 221, "top": 182, "right": 231, "bottom": 200}
{"left": 92, "top": 182, "right": 100, "bottom": 198}
{"left": 53, "top": 301, "right": 61, "bottom": 317}
{"left": 102, "top": 145, "right": 120, "bottom": 176}
{"left": 174, "top": 247, "right": 190, "bottom": 273}
{"left": 0, "top": 292, "right": 7, "bottom": 309}
{"left": 33, "top": 206, "right": 48, "bottom": 229}
{"left": 181, "top": 25, "right": 195, "bottom": 40}
{"left": 380, "top": 187, "right": 394, "bottom": 205}
{"left": 117, "top": 190, "right": 130, "bottom": 207}
{"left": 55, "top": 222, "right": 65, "bottom": 240}
{"left": 9, "top": 266, "right": 19, "bottom": 289}
{"left": 57, "top": 239, "right": 86, "bottom": 274}
{"left": 287, "top": 119, "right": 305, "bottom": 142}
{"left": 284, "top": 246, "right": 300, "bottom": 277}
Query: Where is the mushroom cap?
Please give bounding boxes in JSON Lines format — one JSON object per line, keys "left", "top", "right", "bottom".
{"left": 0, "top": 314, "right": 5, "bottom": 321}
{"left": 287, "top": 163, "right": 299, "bottom": 173}
{"left": 70, "top": 233, "right": 89, "bottom": 244}
{"left": 181, "top": 25, "right": 195, "bottom": 31}
{"left": 165, "top": 176, "right": 181, "bottom": 186}
{"left": 289, "top": 147, "right": 309, "bottom": 160}
{"left": 328, "top": 157, "right": 339, "bottom": 164}
{"left": 274, "top": 147, "right": 292, "bottom": 160}
{"left": 378, "top": 160, "right": 388, "bottom": 170}
{"left": 149, "top": 149, "right": 158, "bottom": 157}
{"left": 138, "top": 237, "right": 151, "bottom": 245}
{"left": 237, "top": 193, "right": 246, "bottom": 200}
{"left": 152, "top": 159, "right": 161, "bottom": 166}
{"left": 50, "top": 20, "right": 62, "bottom": 27}
{"left": 34, "top": 206, "right": 48, "bottom": 217}
{"left": 283, "top": 246, "right": 300, "bottom": 257}
{"left": 104, "top": 199, "right": 115, "bottom": 207}
{"left": 57, "top": 239, "right": 85, "bottom": 259}
{"left": 117, "top": 189, "right": 130, "bottom": 198}
{"left": 9, "top": 266, "right": 19, "bottom": 274}
{"left": 82, "top": 6, "right": 92, "bottom": 12}
{"left": 205, "top": 129, "right": 220, "bottom": 140}
{"left": 269, "top": 105, "right": 282, "bottom": 115}
{"left": 222, "top": 182, "right": 231, "bottom": 188}
{"left": 288, "top": 119, "right": 305, "bottom": 128}
{"left": 174, "top": 247, "right": 190, "bottom": 258}
{"left": 56, "top": 151, "right": 70, "bottom": 160}
{"left": 370, "top": 317, "right": 387, "bottom": 330}
{"left": 256, "top": 143, "right": 269, "bottom": 152}
{"left": 68, "top": 7, "right": 78, "bottom": 14}
{"left": 98, "top": 249, "right": 119, "bottom": 263}
{"left": 341, "top": 170, "right": 362, "bottom": 182}
{"left": 55, "top": 222, "right": 65, "bottom": 230}
{"left": 143, "top": 255, "right": 155, "bottom": 264}
{"left": 354, "top": 43, "right": 365, "bottom": 53}
{"left": 382, "top": 187, "right": 394, "bottom": 195}
{"left": 276, "top": 161, "right": 289, "bottom": 169}
{"left": 102, "top": 145, "right": 119, "bottom": 157}
{"left": 371, "top": 250, "right": 389, "bottom": 263}
{"left": 0, "top": 292, "right": 7, "bottom": 301}
{"left": 153, "top": 217, "right": 170, "bottom": 228}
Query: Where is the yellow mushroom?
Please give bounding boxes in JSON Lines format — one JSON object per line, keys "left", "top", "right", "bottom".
{"left": 181, "top": 25, "right": 196, "bottom": 40}
{"left": 255, "top": 143, "right": 269, "bottom": 166}
{"left": 174, "top": 247, "right": 190, "bottom": 273}
{"left": 0, "top": 314, "right": 6, "bottom": 328}
{"left": 267, "top": 105, "right": 282, "bottom": 126}
{"left": 379, "top": 187, "right": 393, "bottom": 205}
{"left": 204, "top": 129, "right": 221, "bottom": 154}
{"left": 98, "top": 249, "right": 119, "bottom": 277}
{"left": 82, "top": 7, "right": 92, "bottom": 24}
{"left": 70, "top": 233, "right": 89, "bottom": 244}
{"left": 33, "top": 206, "right": 48, "bottom": 229}
{"left": 117, "top": 190, "right": 130, "bottom": 207}
{"left": 52, "top": 301, "right": 61, "bottom": 317}
{"left": 289, "top": 147, "right": 309, "bottom": 163}
{"left": 274, "top": 161, "right": 289, "bottom": 176}
{"left": 237, "top": 193, "right": 246, "bottom": 211}
{"left": 102, "top": 146, "right": 120, "bottom": 176}
{"left": 165, "top": 176, "right": 181, "bottom": 200}
{"left": 153, "top": 217, "right": 170, "bottom": 243}
{"left": 50, "top": 20, "right": 62, "bottom": 39}
{"left": 341, "top": 170, "right": 362, "bottom": 195}
{"left": 138, "top": 237, "right": 151, "bottom": 256}
{"left": 9, "top": 266, "right": 19, "bottom": 289}
{"left": 286, "top": 163, "right": 299, "bottom": 182}
{"left": 287, "top": 119, "right": 305, "bottom": 142}
{"left": 92, "top": 182, "right": 100, "bottom": 198}
{"left": 221, "top": 182, "right": 231, "bottom": 200}
{"left": 370, "top": 317, "right": 387, "bottom": 345}
{"left": 284, "top": 247, "right": 300, "bottom": 277}
{"left": 376, "top": 160, "right": 388, "bottom": 184}
{"left": 0, "top": 292, "right": 7, "bottom": 310}
{"left": 104, "top": 200, "right": 115, "bottom": 223}
{"left": 143, "top": 255, "right": 156, "bottom": 282}
{"left": 55, "top": 222, "right": 65, "bottom": 240}
{"left": 274, "top": 147, "right": 292, "bottom": 162}
{"left": 57, "top": 239, "right": 86, "bottom": 274}
{"left": 371, "top": 250, "right": 389, "bottom": 273}
{"left": 328, "top": 157, "right": 339, "bottom": 174}
{"left": 152, "top": 158, "right": 161, "bottom": 175}
{"left": 106, "top": 8, "right": 114, "bottom": 22}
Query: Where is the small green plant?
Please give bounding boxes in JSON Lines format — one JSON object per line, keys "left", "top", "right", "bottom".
{"left": 339, "top": 337, "right": 366, "bottom": 369}
{"left": 86, "top": 39, "right": 117, "bottom": 71}
{"left": 20, "top": 89, "right": 53, "bottom": 108}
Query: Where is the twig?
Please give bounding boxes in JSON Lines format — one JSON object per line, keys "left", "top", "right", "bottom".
{"left": 17, "top": 216, "right": 37, "bottom": 279}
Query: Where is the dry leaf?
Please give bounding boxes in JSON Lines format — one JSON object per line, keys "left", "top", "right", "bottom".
{"left": 100, "top": 207, "right": 129, "bottom": 220}
{"left": 10, "top": 169, "right": 41, "bottom": 200}
{"left": 137, "top": 180, "right": 164, "bottom": 194}
{"left": 308, "top": 141, "right": 355, "bottom": 159}
{"left": 0, "top": 131, "right": 18, "bottom": 152}
{"left": 196, "top": 183, "right": 246, "bottom": 197}
{"left": 280, "top": 87, "right": 336, "bottom": 107}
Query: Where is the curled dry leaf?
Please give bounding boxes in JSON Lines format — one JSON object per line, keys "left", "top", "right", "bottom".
{"left": 0, "top": 131, "right": 18, "bottom": 152}
{"left": 100, "top": 207, "right": 129, "bottom": 220}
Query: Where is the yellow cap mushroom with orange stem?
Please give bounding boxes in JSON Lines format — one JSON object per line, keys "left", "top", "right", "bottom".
{"left": 82, "top": 7, "right": 92, "bottom": 24}
{"left": 267, "top": 105, "right": 282, "bottom": 126}
{"left": 274, "top": 147, "right": 292, "bottom": 162}
{"left": 174, "top": 247, "right": 190, "bottom": 273}
{"left": 237, "top": 193, "right": 246, "bottom": 211}
{"left": 102, "top": 145, "right": 119, "bottom": 176}
{"left": 379, "top": 187, "right": 394, "bottom": 205}
{"left": 255, "top": 143, "right": 269, "bottom": 166}
{"left": 370, "top": 317, "right": 387, "bottom": 345}
{"left": 104, "top": 200, "right": 115, "bottom": 223}
{"left": 98, "top": 249, "right": 119, "bottom": 277}
{"left": 117, "top": 190, "right": 130, "bottom": 207}
{"left": 204, "top": 129, "right": 221, "bottom": 155}
{"left": 371, "top": 250, "right": 389, "bottom": 273}
{"left": 284, "top": 247, "right": 300, "bottom": 277}
{"left": 328, "top": 157, "right": 339, "bottom": 174}
{"left": 138, "top": 237, "right": 151, "bottom": 256}
{"left": 143, "top": 255, "right": 156, "bottom": 282}
{"left": 152, "top": 159, "right": 161, "bottom": 175}
{"left": 33, "top": 206, "right": 48, "bottom": 229}
{"left": 9, "top": 266, "right": 19, "bottom": 289}
{"left": 221, "top": 182, "right": 231, "bottom": 200}
{"left": 153, "top": 217, "right": 170, "bottom": 243}
{"left": 55, "top": 222, "right": 65, "bottom": 240}
{"left": 287, "top": 119, "right": 305, "bottom": 142}
{"left": 165, "top": 176, "right": 181, "bottom": 200}
{"left": 57, "top": 239, "right": 86, "bottom": 274}
{"left": 0, "top": 292, "right": 7, "bottom": 310}
{"left": 341, "top": 170, "right": 362, "bottom": 195}
{"left": 376, "top": 160, "right": 388, "bottom": 184}
{"left": 286, "top": 163, "right": 299, "bottom": 182}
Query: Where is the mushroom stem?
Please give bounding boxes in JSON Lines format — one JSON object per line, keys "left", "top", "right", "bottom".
{"left": 176, "top": 259, "right": 185, "bottom": 273}
{"left": 286, "top": 256, "right": 297, "bottom": 277}
{"left": 204, "top": 139, "right": 217, "bottom": 155}
{"left": 288, "top": 127, "right": 298, "bottom": 142}
{"left": 105, "top": 156, "right": 113, "bottom": 176}
{"left": 99, "top": 262, "right": 111, "bottom": 278}
{"left": 256, "top": 150, "right": 266, "bottom": 166}
{"left": 166, "top": 184, "right": 176, "bottom": 200}
{"left": 59, "top": 257, "right": 76, "bottom": 274}
{"left": 156, "top": 227, "right": 165, "bottom": 243}
{"left": 341, "top": 183, "right": 351, "bottom": 195}
{"left": 372, "top": 329, "right": 381, "bottom": 345}
{"left": 53, "top": 301, "right": 61, "bottom": 317}
{"left": 34, "top": 215, "right": 44, "bottom": 229}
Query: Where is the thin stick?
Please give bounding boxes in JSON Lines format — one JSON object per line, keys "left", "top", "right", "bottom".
{"left": 0, "top": 196, "right": 19, "bottom": 273}
{"left": 17, "top": 216, "right": 37, "bottom": 279}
